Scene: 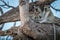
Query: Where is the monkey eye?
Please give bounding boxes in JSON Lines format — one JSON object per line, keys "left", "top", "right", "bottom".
{"left": 39, "top": 16, "right": 42, "bottom": 18}
{"left": 45, "top": 8, "right": 47, "bottom": 10}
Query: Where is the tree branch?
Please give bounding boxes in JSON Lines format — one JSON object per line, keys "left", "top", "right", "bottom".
{"left": 0, "top": 7, "right": 3, "bottom": 15}
{"left": 0, "top": 0, "right": 15, "bottom": 9}
{"left": 0, "top": 6, "right": 20, "bottom": 24}
{"left": 50, "top": 5, "right": 60, "bottom": 11}
{"left": 0, "top": 23, "right": 4, "bottom": 30}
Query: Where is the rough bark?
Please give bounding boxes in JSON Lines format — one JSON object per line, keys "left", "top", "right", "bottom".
{"left": 0, "top": 6, "right": 20, "bottom": 24}
{"left": 19, "top": 0, "right": 30, "bottom": 27}
{"left": 0, "top": 23, "right": 60, "bottom": 40}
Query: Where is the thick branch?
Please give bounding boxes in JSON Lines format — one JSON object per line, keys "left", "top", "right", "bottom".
{"left": 19, "top": 0, "right": 30, "bottom": 27}
{"left": 0, "top": 6, "right": 20, "bottom": 24}
{"left": 0, "top": 23, "right": 60, "bottom": 40}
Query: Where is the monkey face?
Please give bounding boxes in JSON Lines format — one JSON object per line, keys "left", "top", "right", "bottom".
{"left": 29, "top": 1, "right": 55, "bottom": 23}
{"left": 29, "top": 4, "right": 55, "bottom": 23}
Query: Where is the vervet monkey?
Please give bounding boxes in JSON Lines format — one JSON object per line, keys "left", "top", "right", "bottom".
{"left": 29, "top": 0, "right": 56, "bottom": 23}
{"left": 29, "top": 5, "right": 55, "bottom": 23}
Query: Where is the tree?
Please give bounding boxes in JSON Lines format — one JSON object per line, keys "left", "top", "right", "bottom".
{"left": 0, "top": 0, "right": 60, "bottom": 40}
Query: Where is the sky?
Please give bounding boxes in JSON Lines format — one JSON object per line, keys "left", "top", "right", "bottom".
{"left": 0, "top": 0, "right": 60, "bottom": 31}
{"left": 51, "top": 0, "right": 60, "bottom": 18}
{"left": 2, "top": 21, "right": 21, "bottom": 31}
